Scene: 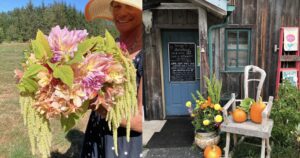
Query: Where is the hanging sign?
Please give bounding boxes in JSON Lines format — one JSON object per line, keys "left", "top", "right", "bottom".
{"left": 282, "top": 70, "right": 298, "bottom": 87}
{"left": 168, "top": 42, "right": 196, "bottom": 82}
{"left": 284, "top": 27, "right": 299, "bottom": 51}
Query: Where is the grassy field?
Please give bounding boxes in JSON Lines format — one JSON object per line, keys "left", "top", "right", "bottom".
{"left": 0, "top": 43, "right": 89, "bottom": 158}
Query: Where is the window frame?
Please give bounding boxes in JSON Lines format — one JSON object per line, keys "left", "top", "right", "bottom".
{"left": 224, "top": 28, "right": 251, "bottom": 72}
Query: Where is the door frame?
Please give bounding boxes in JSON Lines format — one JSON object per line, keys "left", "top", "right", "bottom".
{"left": 155, "top": 26, "right": 199, "bottom": 119}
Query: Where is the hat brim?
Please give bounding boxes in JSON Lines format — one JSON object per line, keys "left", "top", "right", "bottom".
{"left": 85, "top": 0, "right": 142, "bottom": 22}
{"left": 85, "top": 0, "right": 113, "bottom": 21}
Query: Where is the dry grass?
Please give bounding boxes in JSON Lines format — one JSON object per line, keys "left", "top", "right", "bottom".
{"left": 0, "top": 43, "right": 89, "bottom": 158}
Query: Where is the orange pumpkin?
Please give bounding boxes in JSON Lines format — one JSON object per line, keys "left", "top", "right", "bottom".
{"left": 250, "top": 98, "right": 266, "bottom": 123}
{"left": 204, "top": 145, "right": 222, "bottom": 158}
{"left": 232, "top": 108, "right": 247, "bottom": 123}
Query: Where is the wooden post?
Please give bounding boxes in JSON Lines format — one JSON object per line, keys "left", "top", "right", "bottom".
{"left": 198, "top": 7, "right": 209, "bottom": 95}
{"left": 143, "top": 26, "right": 164, "bottom": 120}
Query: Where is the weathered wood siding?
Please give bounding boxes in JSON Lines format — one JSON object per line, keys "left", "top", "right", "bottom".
{"left": 144, "top": 8, "right": 200, "bottom": 120}
{"left": 216, "top": 0, "right": 300, "bottom": 100}
{"left": 143, "top": 28, "right": 164, "bottom": 120}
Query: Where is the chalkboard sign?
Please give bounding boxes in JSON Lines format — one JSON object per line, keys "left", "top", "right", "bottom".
{"left": 168, "top": 43, "right": 196, "bottom": 81}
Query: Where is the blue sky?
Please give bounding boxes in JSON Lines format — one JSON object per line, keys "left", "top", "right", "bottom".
{"left": 0, "top": 0, "right": 88, "bottom": 12}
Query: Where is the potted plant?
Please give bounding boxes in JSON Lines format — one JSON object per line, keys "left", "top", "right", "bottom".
{"left": 186, "top": 75, "right": 223, "bottom": 149}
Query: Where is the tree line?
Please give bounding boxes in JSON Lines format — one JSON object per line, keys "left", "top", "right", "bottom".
{"left": 0, "top": 1, "right": 118, "bottom": 43}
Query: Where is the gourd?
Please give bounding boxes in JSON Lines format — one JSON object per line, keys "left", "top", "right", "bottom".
{"left": 232, "top": 108, "right": 247, "bottom": 123}
{"left": 250, "top": 98, "right": 266, "bottom": 123}
{"left": 204, "top": 145, "right": 222, "bottom": 158}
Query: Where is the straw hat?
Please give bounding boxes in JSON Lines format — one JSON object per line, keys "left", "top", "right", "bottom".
{"left": 85, "top": 0, "right": 142, "bottom": 21}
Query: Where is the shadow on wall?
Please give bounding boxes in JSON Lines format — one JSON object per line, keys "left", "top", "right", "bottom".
{"left": 51, "top": 129, "right": 84, "bottom": 158}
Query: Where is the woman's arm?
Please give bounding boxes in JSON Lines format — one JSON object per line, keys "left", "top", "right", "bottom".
{"left": 120, "top": 77, "right": 143, "bottom": 132}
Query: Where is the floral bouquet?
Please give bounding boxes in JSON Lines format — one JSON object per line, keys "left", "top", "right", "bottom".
{"left": 185, "top": 76, "right": 223, "bottom": 132}
{"left": 15, "top": 26, "right": 137, "bottom": 157}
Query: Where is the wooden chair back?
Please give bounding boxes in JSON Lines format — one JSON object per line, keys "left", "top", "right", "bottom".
{"left": 244, "top": 65, "right": 266, "bottom": 101}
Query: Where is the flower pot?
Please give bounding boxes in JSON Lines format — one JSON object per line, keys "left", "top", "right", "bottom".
{"left": 194, "top": 131, "right": 220, "bottom": 149}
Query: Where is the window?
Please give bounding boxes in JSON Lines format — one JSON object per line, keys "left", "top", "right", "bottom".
{"left": 225, "top": 29, "right": 251, "bottom": 71}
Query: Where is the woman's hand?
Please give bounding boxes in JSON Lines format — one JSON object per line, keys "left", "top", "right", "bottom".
{"left": 120, "top": 111, "right": 142, "bottom": 133}
{"left": 96, "top": 106, "right": 107, "bottom": 118}
{"left": 120, "top": 78, "right": 143, "bottom": 133}
{"left": 88, "top": 96, "right": 110, "bottom": 118}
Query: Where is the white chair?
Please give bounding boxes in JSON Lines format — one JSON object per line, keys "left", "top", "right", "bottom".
{"left": 220, "top": 65, "right": 274, "bottom": 158}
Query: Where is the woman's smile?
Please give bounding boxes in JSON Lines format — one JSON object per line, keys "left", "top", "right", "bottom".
{"left": 116, "top": 18, "right": 133, "bottom": 24}
{"left": 116, "top": 17, "right": 133, "bottom": 23}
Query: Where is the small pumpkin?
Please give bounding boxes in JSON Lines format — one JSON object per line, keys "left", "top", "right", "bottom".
{"left": 232, "top": 108, "right": 247, "bottom": 123}
{"left": 250, "top": 98, "right": 266, "bottom": 123}
{"left": 204, "top": 145, "right": 222, "bottom": 158}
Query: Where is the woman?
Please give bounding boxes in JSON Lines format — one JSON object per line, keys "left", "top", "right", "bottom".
{"left": 81, "top": 0, "right": 143, "bottom": 158}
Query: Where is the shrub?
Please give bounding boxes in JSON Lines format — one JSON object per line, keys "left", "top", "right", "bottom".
{"left": 271, "top": 80, "right": 300, "bottom": 155}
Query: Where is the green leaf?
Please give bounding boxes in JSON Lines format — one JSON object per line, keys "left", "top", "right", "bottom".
{"left": 105, "top": 30, "right": 116, "bottom": 49}
{"left": 60, "top": 113, "right": 80, "bottom": 132}
{"left": 67, "top": 37, "right": 99, "bottom": 64}
{"left": 17, "top": 83, "right": 26, "bottom": 93}
{"left": 32, "top": 30, "right": 53, "bottom": 60}
{"left": 196, "top": 90, "right": 205, "bottom": 101}
{"left": 36, "top": 30, "right": 52, "bottom": 58}
{"left": 32, "top": 40, "right": 45, "bottom": 59}
{"left": 240, "top": 98, "right": 255, "bottom": 113}
{"left": 94, "top": 36, "right": 107, "bottom": 51}
{"left": 22, "top": 78, "right": 38, "bottom": 93}
{"left": 53, "top": 65, "right": 74, "bottom": 87}
{"left": 60, "top": 100, "right": 89, "bottom": 132}
{"left": 66, "top": 53, "right": 83, "bottom": 65}
{"left": 78, "top": 37, "right": 100, "bottom": 53}
{"left": 95, "top": 36, "right": 104, "bottom": 46}
{"left": 23, "top": 64, "right": 47, "bottom": 78}
{"left": 47, "top": 61, "right": 57, "bottom": 71}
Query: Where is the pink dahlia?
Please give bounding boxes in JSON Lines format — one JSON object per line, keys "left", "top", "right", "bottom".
{"left": 77, "top": 53, "right": 114, "bottom": 99}
{"left": 81, "top": 71, "right": 106, "bottom": 99}
{"left": 48, "top": 26, "right": 88, "bottom": 63}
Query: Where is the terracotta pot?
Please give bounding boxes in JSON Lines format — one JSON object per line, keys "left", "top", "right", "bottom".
{"left": 194, "top": 131, "right": 220, "bottom": 149}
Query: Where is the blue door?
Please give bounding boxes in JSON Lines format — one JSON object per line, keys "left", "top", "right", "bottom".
{"left": 162, "top": 29, "right": 200, "bottom": 116}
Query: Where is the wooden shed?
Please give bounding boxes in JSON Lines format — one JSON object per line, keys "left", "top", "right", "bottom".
{"left": 143, "top": 0, "right": 300, "bottom": 120}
